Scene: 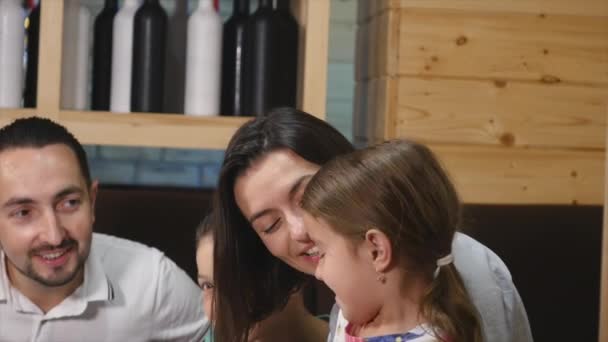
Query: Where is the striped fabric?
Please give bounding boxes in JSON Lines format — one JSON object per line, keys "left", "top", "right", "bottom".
{"left": 344, "top": 323, "right": 441, "bottom": 342}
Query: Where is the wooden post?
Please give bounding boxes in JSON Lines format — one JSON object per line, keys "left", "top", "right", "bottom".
{"left": 36, "top": 0, "right": 64, "bottom": 118}
{"left": 293, "top": 0, "right": 330, "bottom": 119}
{"left": 600, "top": 106, "right": 608, "bottom": 341}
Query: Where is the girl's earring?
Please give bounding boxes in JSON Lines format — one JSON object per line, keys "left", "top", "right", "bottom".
{"left": 376, "top": 273, "right": 386, "bottom": 284}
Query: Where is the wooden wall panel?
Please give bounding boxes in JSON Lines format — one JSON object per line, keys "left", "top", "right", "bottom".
{"left": 379, "top": 0, "right": 608, "bottom": 17}
{"left": 395, "top": 77, "right": 607, "bottom": 149}
{"left": 397, "top": 9, "right": 608, "bottom": 85}
{"left": 431, "top": 144, "right": 604, "bottom": 205}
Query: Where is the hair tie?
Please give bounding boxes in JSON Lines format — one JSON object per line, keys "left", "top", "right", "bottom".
{"left": 433, "top": 254, "right": 454, "bottom": 278}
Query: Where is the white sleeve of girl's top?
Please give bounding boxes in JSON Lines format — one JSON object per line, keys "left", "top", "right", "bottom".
{"left": 328, "top": 306, "right": 348, "bottom": 342}
{"left": 327, "top": 303, "right": 339, "bottom": 342}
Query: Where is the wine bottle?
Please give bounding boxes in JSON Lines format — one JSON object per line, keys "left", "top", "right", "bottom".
{"left": 23, "top": 3, "right": 39, "bottom": 108}
{"left": 0, "top": 0, "right": 26, "bottom": 108}
{"left": 220, "top": 0, "right": 249, "bottom": 116}
{"left": 184, "top": 0, "right": 222, "bottom": 116}
{"left": 91, "top": 0, "right": 118, "bottom": 110}
{"left": 275, "top": 0, "right": 298, "bottom": 108}
{"left": 131, "top": 0, "right": 167, "bottom": 113}
{"left": 110, "top": 0, "right": 143, "bottom": 113}
{"left": 244, "top": 0, "right": 279, "bottom": 116}
{"left": 61, "top": 0, "right": 91, "bottom": 110}
{"left": 163, "top": 0, "right": 188, "bottom": 114}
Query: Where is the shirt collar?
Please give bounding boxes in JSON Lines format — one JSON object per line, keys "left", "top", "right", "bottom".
{"left": 0, "top": 252, "right": 9, "bottom": 302}
{"left": 82, "top": 241, "right": 114, "bottom": 303}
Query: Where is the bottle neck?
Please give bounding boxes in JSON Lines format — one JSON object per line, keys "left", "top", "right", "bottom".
{"left": 233, "top": 0, "right": 250, "bottom": 14}
{"left": 105, "top": 0, "right": 118, "bottom": 10}
{"left": 276, "top": 0, "right": 290, "bottom": 11}
{"left": 258, "top": 0, "right": 273, "bottom": 9}
{"left": 124, "top": 0, "right": 143, "bottom": 8}
{"left": 198, "top": 0, "right": 214, "bottom": 10}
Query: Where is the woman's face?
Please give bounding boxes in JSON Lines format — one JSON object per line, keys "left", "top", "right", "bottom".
{"left": 234, "top": 149, "right": 321, "bottom": 275}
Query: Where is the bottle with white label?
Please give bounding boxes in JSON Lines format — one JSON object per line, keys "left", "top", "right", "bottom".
{"left": 110, "top": 0, "right": 143, "bottom": 113}
{"left": 61, "top": 0, "right": 91, "bottom": 110}
{"left": 0, "top": 0, "right": 26, "bottom": 108}
{"left": 184, "top": 0, "right": 222, "bottom": 116}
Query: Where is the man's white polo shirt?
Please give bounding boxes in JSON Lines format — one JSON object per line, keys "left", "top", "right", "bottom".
{"left": 0, "top": 233, "right": 209, "bottom": 342}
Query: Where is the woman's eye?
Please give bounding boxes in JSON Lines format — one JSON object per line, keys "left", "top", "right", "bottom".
{"left": 200, "top": 282, "right": 215, "bottom": 291}
{"left": 262, "top": 218, "right": 281, "bottom": 234}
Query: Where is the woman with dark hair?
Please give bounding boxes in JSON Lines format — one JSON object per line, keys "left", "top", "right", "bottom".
{"left": 213, "top": 107, "right": 533, "bottom": 342}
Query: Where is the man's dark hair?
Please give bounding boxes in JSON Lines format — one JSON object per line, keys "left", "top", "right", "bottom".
{"left": 0, "top": 117, "right": 92, "bottom": 186}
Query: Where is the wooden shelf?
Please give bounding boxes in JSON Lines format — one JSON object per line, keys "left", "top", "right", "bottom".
{"left": 0, "top": 0, "right": 331, "bottom": 150}
{"left": 60, "top": 111, "right": 251, "bottom": 149}
{"left": 0, "top": 108, "right": 38, "bottom": 119}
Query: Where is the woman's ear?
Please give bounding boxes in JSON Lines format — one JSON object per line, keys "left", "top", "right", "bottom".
{"left": 364, "top": 228, "right": 392, "bottom": 273}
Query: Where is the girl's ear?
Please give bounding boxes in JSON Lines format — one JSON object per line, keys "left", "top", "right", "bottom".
{"left": 364, "top": 228, "right": 392, "bottom": 273}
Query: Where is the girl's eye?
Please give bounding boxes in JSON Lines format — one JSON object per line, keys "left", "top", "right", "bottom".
{"left": 262, "top": 218, "right": 281, "bottom": 234}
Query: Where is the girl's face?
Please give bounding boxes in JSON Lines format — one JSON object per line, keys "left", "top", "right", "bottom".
{"left": 234, "top": 149, "right": 321, "bottom": 275}
{"left": 302, "top": 214, "right": 383, "bottom": 326}
{"left": 196, "top": 236, "right": 215, "bottom": 322}
{"left": 196, "top": 235, "right": 263, "bottom": 340}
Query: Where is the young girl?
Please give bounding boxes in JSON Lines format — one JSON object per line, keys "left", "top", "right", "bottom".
{"left": 300, "top": 139, "right": 482, "bottom": 342}
{"left": 195, "top": 213, "right": 328, "bottom": 342}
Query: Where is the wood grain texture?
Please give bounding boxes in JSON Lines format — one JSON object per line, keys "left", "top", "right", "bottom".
{"left": 37, "top": 0, "right": 64, "bottom": 117}
{"left": 430, "top": 143, "right": 604, "bottom": 205}
{"left": 396, "top": 8, "right": 608, "bottom": 85}
{"left": 294, "top": 0, "right": 330, "bottom": 118}
{"left": 395, "top": 77, "right": 607, "bottom": 149}
{"left": 59, "top": 111, "right": 249, "bottom": 149}
{"left": 376, "top": 0, "right": 608, "bottom": 17}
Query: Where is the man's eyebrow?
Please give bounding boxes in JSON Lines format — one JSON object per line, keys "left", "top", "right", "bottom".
{"left": 2, "top": 197, "right": 34, "bottom": 209}
{"left": 288, "top": 175, "right": 312, "bottom": 200}
{"left": 54, "top": 186, "right": 84, "bottom": 200}
{"left": 2, "top": 186, "right": 84, "bottom": 209}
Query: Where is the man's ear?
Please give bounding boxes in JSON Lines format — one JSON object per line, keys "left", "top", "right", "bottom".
{"left": 364, "top": 228, "right": 392, "bottom": 273}
{"left": 89, "top": 180, "right": 99, "bottom": 223}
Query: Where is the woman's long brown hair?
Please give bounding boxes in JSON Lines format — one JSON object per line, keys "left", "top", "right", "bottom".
{"left": 213, "top": 108, "right": 354, "bottom": 342}
{"left": 301, "top": 139, "right": 482, "bottom": 342}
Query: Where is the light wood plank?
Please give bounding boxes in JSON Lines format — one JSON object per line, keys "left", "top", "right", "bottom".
{"left": 395, "top": 77, "right": 607, "bottom": 149}
{"left": 375, "top": 0, "right": 608, "bottom": 17}
{"left": 430, "top": 143, "right": 604, "bottom": 205}
{"left": 600, "top": 108, "right": 608, "bottom": 342}
{"left": 394, "top": 9, "right": 608, "bottom": 85}
{"left": 37, "top": 0, "right": 64, "bottom": 117}
{"left": 0, "top": 108, "right": 38, "bottom": 122}
{"left": 59, "top": 111, "right": 249, "bottom": 149}
{"left": 294, "top": 0, "right": 330, "bottom": 119}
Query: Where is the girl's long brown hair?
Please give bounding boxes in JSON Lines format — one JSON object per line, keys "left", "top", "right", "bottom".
{"left": 301, "top": 139, "right": 482, "bottom": 342}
